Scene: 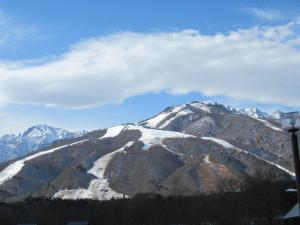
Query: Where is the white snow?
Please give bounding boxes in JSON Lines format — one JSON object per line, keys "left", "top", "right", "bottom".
{"left": 126, "top": 125, "right": 195, "bottom": 150}
{"left": 270, "top": 111, "right": 282, "bottom": 120}
{"left": 178, "top": 109, "right": 194, "bottom": 115}
{"left": 144, "top": 112, "right": 172, "bottom": 128}
{"left": 256, "top": 118, "right": 283, "bottom": 132}
{"left": 101, "top": 125, "right": 125, "bottom": 139}
{"left": 235, "top": 108, "right": 283, "bottom": 131}
{"left": 269, "top": 162, "right": 295, "bottom": 176}
{"left": 143, "top": 103, "right": 283, "bottom": 134}
{"left": 202, "top": 137, "right": 234, "bottom": 149}
{"left": 238, "top": 107, "right": 269, "bottom": 119}
{"left": 190, "top": 102, "right": 212, "bottom": 113}
{"left": 53, "top": 141, "right": 134, "bottom": 200}
{"left": 0, "top": 139, "right": 87, "bottom": 185}
{"left": 204, "top": 155, "right": 211, "bottom": 163}
{"left": 160, "top": 142, "right": 184, "bottom": 156}
{"left": 88, "top": 141, "right": 133, "bottom": 177}
{"left": 142, "top": 105, "right": 193, "bottom": 128}
{"left": 53, "top": 188, "right": 95, "bottom": 199}
{"left": 158, "top": 109, "right": 193, "bottom": 129}
{"left": 201, "top": 136, "right": 295, "bottom": 177}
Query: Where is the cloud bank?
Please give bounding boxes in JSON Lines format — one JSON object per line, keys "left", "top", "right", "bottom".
{"left": 0, "top": 21, "right": 300, "bottom": 108}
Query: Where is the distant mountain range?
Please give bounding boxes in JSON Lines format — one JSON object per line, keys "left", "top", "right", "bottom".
{"left": 0, "top": 101, "right": 295, "bottom": 202}
{"left": 0, "top": 125, "right": 85, "bottom": 163}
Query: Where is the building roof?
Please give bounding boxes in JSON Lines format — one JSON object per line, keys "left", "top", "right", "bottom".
{"left": 67, "top": 221, "right": 89, "bottom": 225}
{"left": 283, "top": 203, "right": 299, "bottom": 219}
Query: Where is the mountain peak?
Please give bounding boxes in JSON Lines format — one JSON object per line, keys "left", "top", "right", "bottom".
{"left": 139, "top": 101, "right": 275, "bottom": 129}
{"left": 0, "top": 124, "right": 84, "bottom": 163}
{"left": 238, "top": 107, "right": 269, "bottom": 119}
{"left": 270, "top": 110, "right": 282, "bottom": 120}
{"left": 22, "top": 124, "right": 62, "bottom": 138}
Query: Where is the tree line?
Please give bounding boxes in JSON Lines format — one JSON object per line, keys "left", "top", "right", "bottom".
{"left": 0, "top": 177, "right": 296, "bottom": 225}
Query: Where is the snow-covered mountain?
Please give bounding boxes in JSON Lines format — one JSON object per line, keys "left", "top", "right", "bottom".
{"left": 0, "top": 125, "right": 85, "bottom": 163}
{"left": 139, "top": 102, "right": 280, "bottom": 130}
{"left": 270, "top": 110, "right": 283, "bottom": 120}
{"left": 0, "top": 101, "right": 295, "bottom": 202}
{"left": 237, "top": 107, "right": 269, "bottom": 119}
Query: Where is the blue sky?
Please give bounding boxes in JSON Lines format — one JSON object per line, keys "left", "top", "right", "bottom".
{"left": 0, "top": 0, "right": 299, "bottom": 134}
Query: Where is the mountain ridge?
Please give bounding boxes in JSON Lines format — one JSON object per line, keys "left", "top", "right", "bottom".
{"left": 0, "top": 101, "right": 295, "bottom": 202}
{"left": 0, "top": 124, "right": 85, "bottom": 163}
{"left": 139, "top": 101, "right": 282, "bottom": 131}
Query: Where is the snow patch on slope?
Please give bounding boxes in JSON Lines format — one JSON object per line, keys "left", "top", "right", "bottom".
{"left": 0, "top": 139, "right": 87, "bottom": 185}
{"left": 142, "top": 105, "right": 194, "bottom": 129}
{"left": 125, "top": 125, "right": 195, "bottom": 150}
{"left": 256, "top": 118, "right": 283, "bottom": 132}
{"left": 101, "top": 125, "right": 125, "bottom": 139}
{"left": 142, "top": 106, "right": 184, "bottom": 128}
{"left": 88, "top": 141, "right": 133, "bottom": 177}
{"left": 100, "top": 124, "right": 195, "bottom": 151}
{"left": 204, "top": 155, "right": 211, "bottom": 164}
{"left": 159, "top": 109, "right": 193, "bottom": 128}
{"left": 201, "top": 136, "right": 294, "bottom": 177}
{"left": 190, "top": 102, "right": 212, "bottom": 113}
{"left": 202, "top": 137, "right": 234, "bottom": 148}
{"left": 53, "top": 141, "right": 134, "bottom": 200}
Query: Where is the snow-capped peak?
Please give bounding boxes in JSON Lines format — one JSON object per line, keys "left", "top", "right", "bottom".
{"left": 189, "top": 102, "right": 212, "bottom": 113}
{"left": 139, "top": 104, "right": 194, "bottom": 129}
{"left": 238, "top": 107, "right": 269, "bottom": 119}
{"left": 22, "top": 124, "right": 66, "bottom": 138}
{"left": 0, "top": 125, "right": 85, "bottom": 163}
{"left": 187, "top": 101, "right": 271, "bottom": 120}
{"left": 139, "top": 101, "right": 276, "bottom": 129}
{"left": 270, "top": 110, "right": 282, "bottom": 120}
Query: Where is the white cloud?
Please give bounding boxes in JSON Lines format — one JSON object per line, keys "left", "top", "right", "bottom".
{"left": 0, "top": 21, "right": 300, "bottom": 108}
{"left": 245, "top": 8, "right": 284, "bottom": 21}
